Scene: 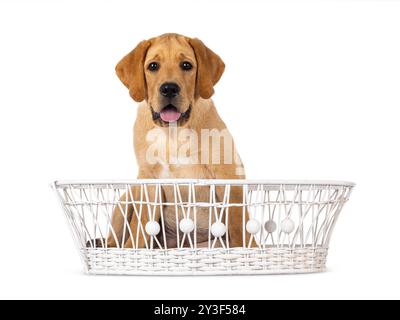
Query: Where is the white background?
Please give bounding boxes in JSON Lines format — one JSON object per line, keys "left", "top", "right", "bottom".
{"left": 0, "top": 0, "right": 399, "bottom": 299}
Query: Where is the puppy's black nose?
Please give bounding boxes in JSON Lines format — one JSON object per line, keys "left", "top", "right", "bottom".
{"left": 160, "top": 82, "right": 180, "bottom": 98}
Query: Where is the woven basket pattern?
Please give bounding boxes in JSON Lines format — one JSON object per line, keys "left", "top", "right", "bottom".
{"left": 84, "top": 247, "right": 328, "bottom": 275}
{"left": 53, "top": 179, "right": 353, "bottom": 275}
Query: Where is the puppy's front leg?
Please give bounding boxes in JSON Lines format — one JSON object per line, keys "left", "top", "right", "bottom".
{"left": 106, "top": 184, "right": 161, "bottom": 248}
{"left": 217, "top": 185, "right": 256, "bottom": 248}
{"left": 123, "top": 184, "right": 163, "bottom": 249}
{"left": 106, "top": 189, "right": 134, "bottom": 248}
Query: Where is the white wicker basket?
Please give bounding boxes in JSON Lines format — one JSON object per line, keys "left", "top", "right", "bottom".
{"left": 52, "top": 179, "right": 354, "bottom": 275}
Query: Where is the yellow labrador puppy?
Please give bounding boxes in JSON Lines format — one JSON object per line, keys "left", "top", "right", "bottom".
{"left": 107, "top": 33, "right": 250, "bottom": 249}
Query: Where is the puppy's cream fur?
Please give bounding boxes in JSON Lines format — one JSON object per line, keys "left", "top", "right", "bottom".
{"left": 108, "top": 34, "right": 252, "bottom": 248}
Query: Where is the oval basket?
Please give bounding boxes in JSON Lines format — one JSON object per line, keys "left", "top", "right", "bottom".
{"left": 52, "top": 179, "right": 354, "bottom": 275}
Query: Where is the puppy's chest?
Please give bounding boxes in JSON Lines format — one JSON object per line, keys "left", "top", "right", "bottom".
{"left": 150, "top": 154, "right": 214, "bottom": 181}
{"left": 146, "top": 133, "right": 204, "bottom": 179}
{"left": 153, "top": 160, "right": 198, "bottom": 179}
{"left": 154, "top": 159, "right": 181, "bottom": 179}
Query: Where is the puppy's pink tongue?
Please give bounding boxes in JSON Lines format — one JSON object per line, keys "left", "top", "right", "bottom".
{"left": 160, "top": 107, "right": 181, "bottom": 122}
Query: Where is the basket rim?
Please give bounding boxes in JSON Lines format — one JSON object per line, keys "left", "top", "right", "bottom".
{"left": 52, "top": 179, "right": 355, "bottom": 188}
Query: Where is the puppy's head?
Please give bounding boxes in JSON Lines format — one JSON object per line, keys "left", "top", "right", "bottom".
{"left": 116, "top": 33, "right": 225, "bottom": 126}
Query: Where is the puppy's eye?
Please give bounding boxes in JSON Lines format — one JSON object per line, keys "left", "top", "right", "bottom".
{"left": 180, "top": 61, "right": 193, "bottom": 71}
{"left": 148, "top": 62, "right": 159, "bottom": 71}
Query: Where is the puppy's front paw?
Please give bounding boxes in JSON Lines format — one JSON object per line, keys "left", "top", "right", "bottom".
{"left": 86, "top": 238, "right": 106, "bottom": 248}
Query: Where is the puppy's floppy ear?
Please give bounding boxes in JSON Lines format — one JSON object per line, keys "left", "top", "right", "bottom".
{"left": 115, "top": 40, "right": 151, "bottom": 102}
{"left": 189, "top": 38, "right": 225, "bottom": 99}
